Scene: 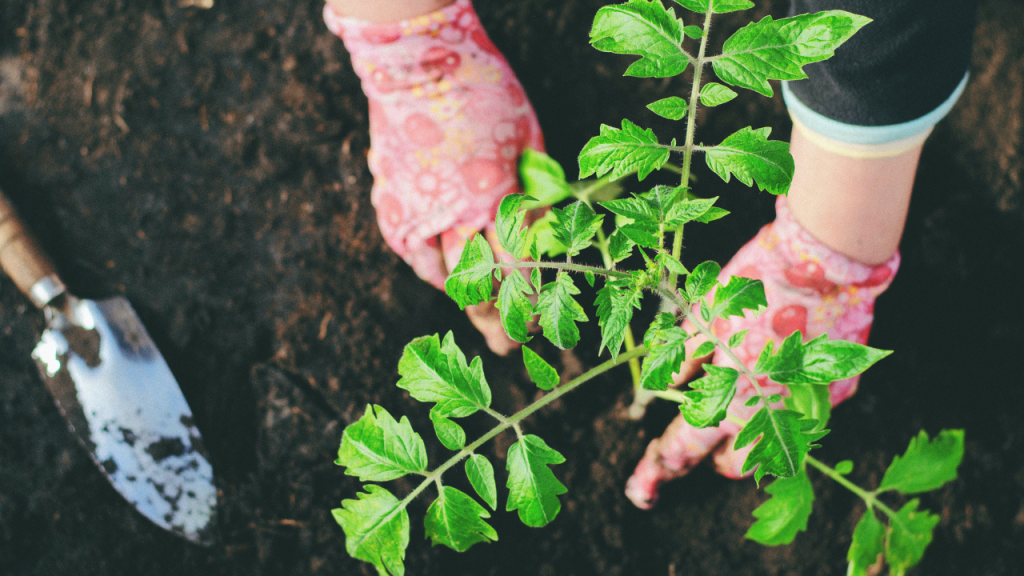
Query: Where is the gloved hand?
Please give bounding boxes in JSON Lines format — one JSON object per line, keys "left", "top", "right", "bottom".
{"left": 324, "top": 0, "right": 544, "bottom": 354}
{"left": 626, "top": 195, "right": 899, "bottom": 509}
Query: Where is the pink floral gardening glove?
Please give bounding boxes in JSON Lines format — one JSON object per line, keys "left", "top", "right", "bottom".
{"left": 324, "top": 0, "right": 544, "bottom": 290}
{"left": 626, "top": 195, "right": 900, "bottom": 509}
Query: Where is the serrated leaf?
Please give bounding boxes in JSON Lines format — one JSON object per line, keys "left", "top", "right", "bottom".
{"left": 520, "top": 149, "right": 574, "bottom": 210}
{"left": 641, "top": 326, "right": 688, "bottom": 390}
{"left": 590, "top": 0, "right": 690, "bottom": 78}
{"left": 643, "top": 184, "right": 687, "bottom": 218}
{"left": 710, "top": 275, "right": 767, "bottom": 319}
{"left": 430, "top": 408, "right": 466, "bottom": 451}
{"left": 600, "top": 196, "right": 661, "bottom": 226}
{"left": 682, "top": 25, "right": 703, "bottom": 39}
{"left": 535, "top": 272, "right": 588, "bottom": 349}
{"left": 531, "top": 267, "right": 542, "bottom": 289}
{"left": 644, "top": 311, "right": 677, "bottom": 349}
{"left": 680, "top": 364, "right": 738, "bottom": 427}
{"left": 686, "top": 261, "right": 721, "bottom": 300}
{"left": 333, "top": 485, "right": 410, "bottom": 576}
{"left": 728, "top": 328, "right": 749, "bottom": 347}
{"left": 693, "top": 340, "right": 715, "bottom": 358}
{"left": 700, "top": 82, "right": 738, "bottom": 107}
{"left": 848, "top": 509, "right": 885, "bottom": 576}
{"left": 658, "top": 252, "right": 689, "bottom": 276}
{"left": 527, "top": 211, "right": 568, "bottom": 258}
{"left": 551, "top": 200, "right": 604, "bottom": 257}
{"left": 337, "top": 405, "right": 428, "bottom": 482}
{"left": 596, "top": 280, "right": 643, "bottom": 359}
{"left": 425, "top": 486, "right": 498, "bottom": 552}
{"left": 579, "top": 119, "right": 671, "bottom": 181}
{"left": 835, "top": 460, "right": 853, "bottom": 475}
{"left": 648, "top": 96, "right": 689, "bottom": 120}
{"left": 754, "top": 332, "right": 891, "bottom": 385}
{"left": 693, "top": 206, "right": 730, "bottom": 223}
{"left": 608, "top": 229, "right": 637, "bottom": 263}
{"left": 665, "top": 196, "right": 719, "bottom": 227}
{"left": 397, "top": 332, "right": 492, "bottom": 419}
{"left": 495, "top": 271, "right": 534, "bottom": 344}
{"left": 735, "top": 407, "right": 827, "bottom": 485}
{"left": 885, "top": 500, "right": 940, "bottom": 573}
{"left": 618, "top": 222, "right": 660, "bottom": 248}
{"left": 712, "top": 11, "right": 871, "bottom": 96}
{"left": 784, "top": 382, "right": 830, "bottom": 432}
{"left": 495, "top": 194, "right": 528, "bottom": 259}
{"left": 506, "top": 434, "right": 568, "bottom": 527}
{"left": 704, "top": 126, "right": 794, "bottom": 195}
{"left": 878, "top": 430, "right": 964, "bottom": 495}
{"left": 675, "top": 0, "right": 755, "bottom": 14}
{"left": 445, "top": 234, "right": 496, "bottom": 309}
{"left": 745, "top": 467, "right": 813, "bottom": 545}
{"left": 523, "top": 346, "right": 559, "bottom": 390}
{"left": 466, "top": 454, "right": 498, "bottom": 511}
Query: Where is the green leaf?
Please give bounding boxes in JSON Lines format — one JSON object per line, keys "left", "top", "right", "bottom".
{"left": 596, "top": 280, "right": 643, "bottom": 359}
{"left": 754, "top": 332, "right": 891, "bottom": 385}
{"left": 704, "top": 126, "right": 794, "bottom": 195}
{"left": 495, "top": 271, "right": 534, "bottom": 344}
{"left": 692, "top": 340, "right": 715, "bottom": 358}
{"left": 885, "top": 499, "right": 940, "bottom": 574}
{"left": 675, "top": 0, "right": 755, "bottom": 14}
{"left": 608, "top": 229, "right": 637, "bottom": 263}
{"left": 648, "top": 96, "right": 689, "bottom": 120}
{"left": 590, "top": 0, "right": 690, "bottom": 78}
{"left": 735, "top": 407, "right": 827, "bottom": 485}
{"left": 745, "top": 467, "right": 814, "bottom": 545}
{"left": 847, "top": 509, "right": 886, "bottom": 576}
{"left": 728, "top": 329, "right": 749, "bottom": 348}
{"left": 551, "top": 200, "right": 604, "bottom": 257}
{"left": 644, "top": 311, "right": 677, "bottom": 349}
{"left": 618, "top": 222, "right": 660, "bottom": 248}
{"left": 578, "top": 119, "right": 672, "bottom": 181}
{"left": 506, "top": 434, "right": 568, "bottom": 527}
{"left": 709, "top": 275, "right": 767, "bottom": 319}
{"left": 466, "top": 454, "right": 498, "bottom": 511}
{"left": 665, "top": 196, "right": 719, "bottom": 227}
{"left": 585, "top": 271, "right": 596, "bottom": 286}
{"left": 444, "top": 234, "right": 496, "bottom": 309}
{"left": 397, "top": 332, "right": 492, "bottom": 419}
{"left": 520, "top": 149, "right": 574, "bottom": 210}
{"left": 641, "top": 326, "right": 688, "bottom": 390}
{"left": 700, "top": 82, "right": 738, "bottom": 107}
{"left": 784, "top": 382, "right": 831, "bottom": 432}
{"left": 425, "top": 486, "right": 498, "bottom": 553}
{"left": 523, "top": 345, "right": 559, "bottom": 390}
{"left": 495, "top": 194, "right": 528, "bottom": 259}
{"left": 835, "top": 460, "right": 853, "bottom": 475}
{"left": 713, "top": 11, "right": 871, "bottom": 97}
{"left": 693, "top": 205, "right": 730, "bottom": 223}
{"left": 686, "top": 261, "right": 721, "bottom": 300}
{"left": 337, "top": 404, "right": 428, "bottom": 482}
{"left": 570, "top": 175, "right": 626, "bottom": 203}
{"left": 745, "top": 395, "right": 762, "bottom": 407}
{"left": 526, "top": 211, "right": 568, "bottom": 258}
{"left": 535, "top": 272, "right": 588, "bottom": 349}
{"left": 430, "top": 408, "right": 466, "bottom": 451}
{"left": 658, "top": 252, "right": 689, "bottom": 276}
{"left": 682, "top": 25, "right": 703, "bottom": 39}
{"left": 680, "top": 365, "right": 738, "bottom": 428}
{"left": 333, "top": 485, "right": 410, "bottom": 576}
{"left": 600, "top": 196, "right": 660, "bottom": 226}
{"left": 878, "top": 429, "right": 965, "bottom": 495}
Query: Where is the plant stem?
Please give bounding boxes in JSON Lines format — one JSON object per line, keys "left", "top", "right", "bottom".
{"left": 804, "top": 455, "right": 899, "bottom": 519}
{"left": 483, "top": 259, "right": 631, "bottom": 279}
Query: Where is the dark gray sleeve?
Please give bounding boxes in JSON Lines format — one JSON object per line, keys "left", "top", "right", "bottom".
{"left": 786, "top": 0, "right": 977, "bottom": 126}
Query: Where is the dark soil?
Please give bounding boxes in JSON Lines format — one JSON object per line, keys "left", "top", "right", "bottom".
{"left": 1, "top": 0, "right": 1022, "bottom": 574}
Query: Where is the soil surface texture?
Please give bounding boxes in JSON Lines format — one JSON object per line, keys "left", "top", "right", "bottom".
{"left": 1, "top": 1, "right": 1023, "bottom": 574}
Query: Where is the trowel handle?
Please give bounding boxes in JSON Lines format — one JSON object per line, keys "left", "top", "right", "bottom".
{"left": 0, "top": 188, "right": 66, "bottom": 308}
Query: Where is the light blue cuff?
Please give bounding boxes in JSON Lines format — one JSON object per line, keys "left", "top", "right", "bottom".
{"left": 782, "top": 72, "right": 970, "bottom": 145}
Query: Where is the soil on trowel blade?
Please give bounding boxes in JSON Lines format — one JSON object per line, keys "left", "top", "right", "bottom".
{"left": 1, "top": 0, "right": 1022, "bottom": 574}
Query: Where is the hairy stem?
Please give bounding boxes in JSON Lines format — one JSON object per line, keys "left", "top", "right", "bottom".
{"left": 804, "top": 455, "right": 899, "bottom": 520}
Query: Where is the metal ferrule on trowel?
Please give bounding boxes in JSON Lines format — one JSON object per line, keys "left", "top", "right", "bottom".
{"left": 0, "top": 189, "right": 217, "bottom": 545}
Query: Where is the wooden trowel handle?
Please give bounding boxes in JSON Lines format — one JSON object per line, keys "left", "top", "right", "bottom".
{"left": 0, "top": 188, "right": 65, "bottom": 308}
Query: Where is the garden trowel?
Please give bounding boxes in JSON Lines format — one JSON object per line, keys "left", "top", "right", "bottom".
{"left": 0, "top": 188, "right": 216, "bottom": 545}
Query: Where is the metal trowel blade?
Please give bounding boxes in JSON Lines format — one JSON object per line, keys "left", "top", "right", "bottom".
{"left": 30, "top": 296, "right": 217, "bottom": 545}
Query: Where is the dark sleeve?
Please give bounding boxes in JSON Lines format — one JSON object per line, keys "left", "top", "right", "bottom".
{"left": 786, "top": 0, "right": 978, "bottom": 126}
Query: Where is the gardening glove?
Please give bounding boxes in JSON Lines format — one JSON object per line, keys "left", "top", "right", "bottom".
{"left": 323, "top": 0, "right": 544, "bottom": 292}
{"left": 625, "top": 194, "right": 899, "bottom": 509}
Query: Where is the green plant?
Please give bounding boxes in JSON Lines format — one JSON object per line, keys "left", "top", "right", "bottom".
{"left": 332, "top": 1, "right": 965, "bottom": 574}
